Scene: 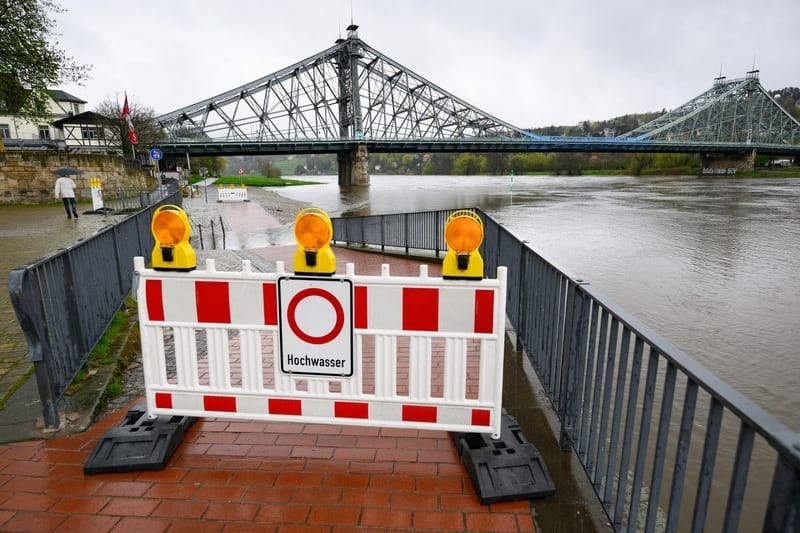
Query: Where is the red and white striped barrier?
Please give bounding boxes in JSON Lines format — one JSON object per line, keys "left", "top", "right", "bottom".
{"left": 134, "top": 257, "right": 507, "bottom": 437}
{"left": 217, "top": 187, "right": 248, "bottom": 202}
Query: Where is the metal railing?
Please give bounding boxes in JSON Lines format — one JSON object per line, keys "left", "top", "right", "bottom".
{"left": 2, "top": 138, "right": 66, "bottom": 150}
{"left": 97, "top": 185, "right": 174, "bottom": 212}
{"left": 192, "top": 216, "right": 227, "bottom": 251}
{"left": 331, "top": 208, "right": 800, "bottom": 532}
{"left": 7, "top": 182, "right": 181, "bottom": 429}
{"left": 332, "top": 209, "right": 457, "bottom": 256}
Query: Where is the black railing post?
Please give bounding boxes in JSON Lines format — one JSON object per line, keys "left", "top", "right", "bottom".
{"left": 762, "top": 455, "right": 800, "bottom": 533}
{"left": 210, "top": 220, "right": 217, "bottom": 250}
{"left": 558, "top": 281, "right": 589, "bottom": 450}
{"left": 515, "top": 245, "right": 527, "bottom": 352}
{"left": 405, "top": 213, "right": 409, "bottom": 254}
{"left": 380, "top": 215, "right": 385, "bottom": 252}
{"left": 434, "top": 213, "right": 440, "bottom": 258}
{"left": 8, "top": 268, "right": 60, "bottom": 428}
{"left": 110, "top": 226, "right": 125, "bottom": 296}
{"left": 63, "top": 251, "right": 89, "bottom": 355}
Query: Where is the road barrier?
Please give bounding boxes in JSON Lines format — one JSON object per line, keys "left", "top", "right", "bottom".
{"left": 134, "top": 257, "right": 508, "bottom": 437}
{"left": 217, "top": 186, "right": 248, "bottom": 202}
{"left": 8, "top": 183, "right": 181, "bottom": 428}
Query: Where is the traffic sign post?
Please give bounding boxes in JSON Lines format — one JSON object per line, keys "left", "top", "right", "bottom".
{"left": 150, "top": 148, "right": 164, "bottom": 178}
{"left": 278, "top": 277, "right": 353, "bottom": 377}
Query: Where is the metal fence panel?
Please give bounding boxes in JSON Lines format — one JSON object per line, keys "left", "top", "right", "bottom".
{"left": 329, "top": 207, "right": 800, "bottom": 532}
{"left": 8, "top": 184, "right": 181, "bottom": 428}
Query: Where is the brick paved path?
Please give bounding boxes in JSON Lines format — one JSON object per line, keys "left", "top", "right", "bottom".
{"left": 0, "top": 194, "right": 541, "bottom": 532}
{"left": 0, "top": 403, "right": 537, "bottom": 532}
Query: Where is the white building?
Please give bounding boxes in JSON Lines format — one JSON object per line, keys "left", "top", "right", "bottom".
{"left": 0, "top": 90, "right": 86, "bottom": 144}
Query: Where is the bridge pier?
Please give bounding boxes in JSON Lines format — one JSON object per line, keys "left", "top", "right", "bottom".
{"left": 337, "top": 145, "right": 370, "bottom": 186}
{"left": 701, "top": 149, "right": 756, "bottom": 176}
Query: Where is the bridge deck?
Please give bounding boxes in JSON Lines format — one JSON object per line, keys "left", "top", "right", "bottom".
{"left": 158, "top": 138, "right": 800, "bottom": 157}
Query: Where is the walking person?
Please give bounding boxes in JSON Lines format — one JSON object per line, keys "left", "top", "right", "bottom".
{"left": 54, "top": 173, "right": 79, "bottom": 219}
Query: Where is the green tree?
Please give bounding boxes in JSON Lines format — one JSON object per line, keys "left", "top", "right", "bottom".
{"left": 94, "top": 97, "right": 165, "bottom": 157}
{"left": 482, "top": 153, "right": 508, "bottom": 174}
{"left": 0, "top": 0, "right": 90, "bottom": 151}
{"left": 259, "top": 160, "right": 282, "bottom": 178}
{"left": 192, "top": 156, "right": 228, "bottom": 176}
{"left": 627, "top": 154, "right": 653, "bottom": 176}
{"left": 400, "top": 154, "right": 418, "bottom": 173}
{"left": 453, "top": 154, "right": 487, "bottom": 175}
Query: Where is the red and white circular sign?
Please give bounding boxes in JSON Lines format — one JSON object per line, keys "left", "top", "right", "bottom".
{"left": 278, "top": 277, "right": 353, "bottom": 376}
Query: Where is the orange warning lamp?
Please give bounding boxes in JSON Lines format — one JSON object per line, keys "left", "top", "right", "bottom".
{"left": 293, "top": 207, "right": 336, "bottom": 275}
{"left": 442, "top": 209, "right": 484, "bottom": 280}
{"left": 151, "top": 205, "right": 196, "bottom": 271}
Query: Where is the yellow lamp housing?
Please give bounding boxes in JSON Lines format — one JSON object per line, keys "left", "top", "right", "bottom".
{"left": 150, "top": 205, "right": 196, "bottom": 271}
{"left": 442, "top": 209, "right": 484, "bottom": 280}
{"left": 293, "top": 207, "right": 336, "bottom": 275}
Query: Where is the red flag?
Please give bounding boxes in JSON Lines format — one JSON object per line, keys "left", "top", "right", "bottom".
{"left": 121, "top": 93, "right": 139, "bottom": 144}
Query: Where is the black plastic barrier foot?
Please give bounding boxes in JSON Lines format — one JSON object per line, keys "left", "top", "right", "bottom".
{"left": 84, "top": 404, "right": 194, "bottom": 475}
{"left": 452, "top": 414, "right": 556, "bottom": 504}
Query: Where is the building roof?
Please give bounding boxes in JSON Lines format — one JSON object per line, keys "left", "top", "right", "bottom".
{"left": 48, "top": 89, "right": 87, "bottom": 104}
{"left": 52, "top": 110, "right": 113, "bottom": 127}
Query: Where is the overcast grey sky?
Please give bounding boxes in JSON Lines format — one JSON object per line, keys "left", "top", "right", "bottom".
{"left": 55, "top": 0, "right": 800, "bottom": 128}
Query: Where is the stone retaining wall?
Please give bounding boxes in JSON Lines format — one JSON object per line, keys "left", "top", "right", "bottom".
{"left": 0, "top": 152, "right": 154, "bottom": 204}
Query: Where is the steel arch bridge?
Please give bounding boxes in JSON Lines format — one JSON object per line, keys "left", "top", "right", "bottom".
{"left": 155, "top": 26, "right": 800, "bottom": 182}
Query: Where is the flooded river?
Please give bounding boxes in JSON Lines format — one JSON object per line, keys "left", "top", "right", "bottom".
{"left": 276, "top": 174, "right": 800, "bottom": 432}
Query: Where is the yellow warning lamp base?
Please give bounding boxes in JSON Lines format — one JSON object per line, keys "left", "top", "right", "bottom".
{"left": 293, "top": 247, "right": 336, "bottom": 276}
{"left": 443, "top": 250, "right": 484, "bottom": 280}
{"left": 442, "top": 209, "right": 485, "bottom": 280}
{"left": 152, "top": 244, "right": 197, "bottom": 272}
{"left": 150, "top": 205, "right": 196, "bottom": 272}
{"left": 292, "top": 207, "right": 336, "bottom": 276}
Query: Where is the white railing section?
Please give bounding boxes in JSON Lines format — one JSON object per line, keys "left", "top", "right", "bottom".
{"left": 134, "top": 257, "right": 508, "bottom": 437}
{"left": 217, "top": 187, "right": 248, "bottom": 202}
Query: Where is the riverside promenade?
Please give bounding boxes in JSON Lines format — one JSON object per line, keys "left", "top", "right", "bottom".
{"left": 0, "top": 186, "right": 608, "bottom": 532}
{"left": 0, "top": 191, "right": 539, "bottom": 533}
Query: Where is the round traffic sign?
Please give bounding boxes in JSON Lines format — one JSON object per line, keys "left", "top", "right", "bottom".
{"left": 286, "top": 288, "right": 345, "bottom": 344}
{"left": 278, "top": 277, "right": 353, "bottom": 377}
{"left": 149, "top": 148, "right": 163, "bottom": 161}
{"left": 237, "top": 168, "right": 245, "bottom": 176}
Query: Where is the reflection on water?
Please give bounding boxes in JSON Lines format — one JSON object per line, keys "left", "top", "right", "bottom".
{"left": 278, "top": 174, "right": 800, "bottom": 431}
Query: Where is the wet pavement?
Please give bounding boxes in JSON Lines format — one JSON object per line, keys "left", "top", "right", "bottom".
{"left": 0, "top": 202, "right": 132, "bottom": 439}
{"left": 0, "top": 187, "right": 611, "bottom": 532}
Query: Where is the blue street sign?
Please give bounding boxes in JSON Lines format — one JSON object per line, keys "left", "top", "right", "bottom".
{"left": 149, "top": 148, "right": 163, "bottom": 161}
